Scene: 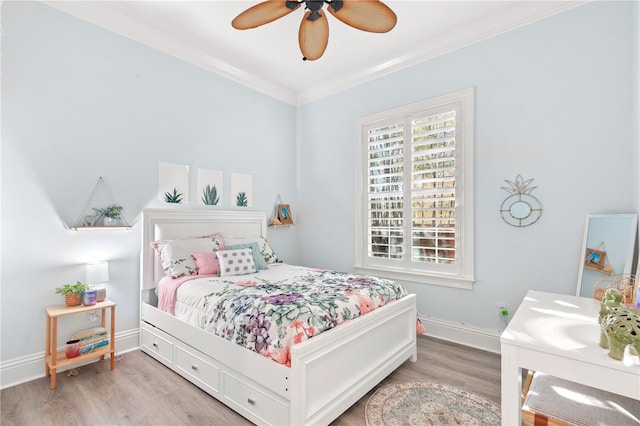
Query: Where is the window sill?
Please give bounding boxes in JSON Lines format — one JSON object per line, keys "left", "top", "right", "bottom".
{"left": 353, "top": 265, "right": 474, "bottom": 289}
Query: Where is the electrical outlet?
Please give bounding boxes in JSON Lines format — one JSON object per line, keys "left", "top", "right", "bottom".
{"left": 87, "top": 311, "right": 99, "bottom": 322}
{"left": 497, "top": 302, "right": 509, "bottom": 317}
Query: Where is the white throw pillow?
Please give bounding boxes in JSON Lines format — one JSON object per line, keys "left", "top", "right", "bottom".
{"left": 223, "top": 236, "right": 279, "bottom": 264}
{"left": 217, "top": 249, "right": 257, "bottom": 277}
{"left": 152, "top": 235, "right": 223, "bottom": 278}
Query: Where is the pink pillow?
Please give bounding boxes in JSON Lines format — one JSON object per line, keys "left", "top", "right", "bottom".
{"left": 191, "top": 252, "right": 220, "bottom": 276}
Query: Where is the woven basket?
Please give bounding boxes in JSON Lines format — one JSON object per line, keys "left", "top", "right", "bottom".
{"left": 65, "top": 293, "right": 82, "bottom": 307}
{"left": 594, "top": 274, "right": 637, "bottom": 306}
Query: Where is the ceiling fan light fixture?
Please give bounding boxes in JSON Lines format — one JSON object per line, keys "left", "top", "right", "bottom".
{"left": 232, "top": 0, "right": 397, "bottom": 60}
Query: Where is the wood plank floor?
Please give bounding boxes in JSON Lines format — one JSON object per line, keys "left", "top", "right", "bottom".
{"left": 0, "top": 336, "right": 500, "bottom": 425}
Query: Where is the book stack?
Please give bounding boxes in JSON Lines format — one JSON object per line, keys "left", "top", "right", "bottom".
{"left": 72, "top": 327, "right": 108, "bottom": 355}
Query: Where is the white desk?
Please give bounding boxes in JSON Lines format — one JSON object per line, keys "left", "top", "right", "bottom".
{"left": 500, "top": 290, "right": 640, "bottom": 425}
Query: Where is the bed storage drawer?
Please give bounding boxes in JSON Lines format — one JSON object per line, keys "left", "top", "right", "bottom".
{"left": 223, "top": 372, "right": 289, "bottom": 425}
{"left": 175, "top": 345, "right": 220, "bottom": 396}
{"left": 140, "top": 326, "right": 174, "bottom": 365}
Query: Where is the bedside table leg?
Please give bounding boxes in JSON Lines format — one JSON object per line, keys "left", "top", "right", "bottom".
{"left": 45, "top": 315, "right": 51, "bottom": 378}
{"left": 110, "top": 305, "right": 115, "bottom": 370}
{"left": 50, "top": 369, "right": 57, "bottom": 390}
{"left": 50, "top": 317, "right": 57, "bottom": 390}
{"left": 100, "top": 308, "right": 106, "bottom": 361}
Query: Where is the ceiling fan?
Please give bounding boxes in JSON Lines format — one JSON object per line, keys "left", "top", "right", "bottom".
{"left": 232, "top": 0, "right": 397, "bottom": 61}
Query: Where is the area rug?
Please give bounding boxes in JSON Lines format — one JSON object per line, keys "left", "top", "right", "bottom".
{"left": 365, "top": 381, "right": 501, "bottom": 426}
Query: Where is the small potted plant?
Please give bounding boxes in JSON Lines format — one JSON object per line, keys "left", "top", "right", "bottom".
{"left": 55, "top": 281, "right": 90, "bottom": 306}
{"left": 93, "top": 204, "right": 123, "bottom": 226}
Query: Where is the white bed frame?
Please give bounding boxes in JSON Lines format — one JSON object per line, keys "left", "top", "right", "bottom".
{"left": 140, "top": 208, "right": 417, "bottom": 425}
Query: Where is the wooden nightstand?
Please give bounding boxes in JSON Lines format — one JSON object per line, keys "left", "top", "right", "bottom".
{"left": 45, "top": 299, "right": 116, "bottom": 389}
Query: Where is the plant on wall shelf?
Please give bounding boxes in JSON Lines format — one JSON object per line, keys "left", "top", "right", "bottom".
{"left": 202, "top": 184, "right": 220, "bottom": 205}
{"left": 93, "top": 204, "right": 123, "bottom": 219}
{"left": 164, "top": 188, "right": 183, "bottom": 204}
{"left": 236, "top": 191, "right": 248, "bottom": 207}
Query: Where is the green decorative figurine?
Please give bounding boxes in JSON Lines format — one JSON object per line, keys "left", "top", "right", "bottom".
{"left": 599, "top": 288, "right": 640, "bottom": 360}
{"left": 598, "top": 288, "right": 626, "bottom": 349}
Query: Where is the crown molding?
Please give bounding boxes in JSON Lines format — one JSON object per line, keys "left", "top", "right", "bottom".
{"left": 43, "top": 1, "right": 587, "bottom": 107}
{"left": 42, "top": 1, "right": 298, "bottom": 105}
{"left": 296, "top": 1, "right": 588, "bottom": 105}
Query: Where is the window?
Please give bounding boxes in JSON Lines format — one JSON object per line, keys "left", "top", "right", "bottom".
{"left": 355, "top": 89, "right": 474, "bottom": 288}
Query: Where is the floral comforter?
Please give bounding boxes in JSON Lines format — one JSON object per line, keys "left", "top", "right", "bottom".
{"left": 161, "top": 264, "right": 407, "bottom": 366}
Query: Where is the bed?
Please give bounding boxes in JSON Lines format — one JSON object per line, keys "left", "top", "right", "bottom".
{"left": 140, "top": 208, "right": 417, "bottom": 425}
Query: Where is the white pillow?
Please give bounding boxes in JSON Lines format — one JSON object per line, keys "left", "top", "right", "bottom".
{"left": 225, "top": 242, "right": 268, "bottom": 270}
{"left": 223, "top": 236, "right": 278, "bottom": 264}
{"left": 217, "top": 249, "right": 257, "bottom": 277}
{"left": 152, "top": 235, "right": 223, "bottom": 278}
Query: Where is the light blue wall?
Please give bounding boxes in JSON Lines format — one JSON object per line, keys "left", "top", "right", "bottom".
{"left": 296, "top": 1, "right": 639, "bottom": 332}
{"left": 1, "top": 2, "right": 298, "bottom": 361}
{"left": 1, "top": 0, "right": 638, "bottom": 371}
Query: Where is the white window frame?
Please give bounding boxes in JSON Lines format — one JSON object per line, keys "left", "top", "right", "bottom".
{"left": 354, "top": 88, "right": 475, "bottom": 289}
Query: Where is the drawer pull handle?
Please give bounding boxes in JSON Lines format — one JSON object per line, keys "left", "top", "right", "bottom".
{"left": 191, "top": 365, "right": 198, "bottom": 371}
{"left": 152, "top": 343, "right": 158, "bottom": 348}
{"left": 247, "top": 398, "right": 256, "bottom": 405}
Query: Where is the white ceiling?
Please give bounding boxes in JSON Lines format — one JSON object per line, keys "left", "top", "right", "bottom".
{"left": 45, "top": 1, "right": 586, "bottom": 105}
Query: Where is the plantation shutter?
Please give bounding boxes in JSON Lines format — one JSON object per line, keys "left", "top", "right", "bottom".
{"left": 357, "top": 88, "right": 474, "bottom": 287}
{"left": 365, "top": 109, "right": 458, "bottom": 267}
{"left": 411, "top": 110, "right": 457, "bottom": 265}
{"left": 366, "top": 122, "right": 405, "bottom": 259}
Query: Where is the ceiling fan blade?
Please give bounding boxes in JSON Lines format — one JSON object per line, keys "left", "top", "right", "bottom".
{"left": 328, "top": 0, "right": 396, "bottom": 33}
{"left": 298, "top": 10, "right": 329, "bottom": 61}
{"left": 232, "top": 1, "right": 300, "bottom": 30}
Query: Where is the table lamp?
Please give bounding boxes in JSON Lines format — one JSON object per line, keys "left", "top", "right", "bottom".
{"left": 86, "top": 261, "right": 109, "bottom": 302}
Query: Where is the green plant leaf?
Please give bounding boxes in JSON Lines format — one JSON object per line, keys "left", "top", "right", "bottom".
{"left": 236, "top": 191, "right": 248, "bottom": 207}
{"left": 164, "top": 188, "right": 183, "bottom": 203}
{"left": 55, "top": 281, "right": 90, "bottom": 295}
{"left": 202, "top": 184, "right": 219, "bottom": 205}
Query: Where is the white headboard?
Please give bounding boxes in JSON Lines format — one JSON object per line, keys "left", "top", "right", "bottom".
{"left": 141, "top": 208, "right": 267, "bottom": 291}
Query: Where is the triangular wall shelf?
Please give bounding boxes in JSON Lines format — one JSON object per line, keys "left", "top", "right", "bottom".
{"left": 71, "top": 177, "right": 131, "bottom": 231}
{"left": 268, "top": 194, "right": 294, "bottom": 227}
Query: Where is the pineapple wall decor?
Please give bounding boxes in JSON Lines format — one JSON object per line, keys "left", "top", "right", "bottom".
{"left": 499, "top": 175, "right": 542, "bottom": 227}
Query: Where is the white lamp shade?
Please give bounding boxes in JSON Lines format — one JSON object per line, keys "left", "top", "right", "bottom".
{"left": 86, "top": 261, "right": 109, "bottom": 284}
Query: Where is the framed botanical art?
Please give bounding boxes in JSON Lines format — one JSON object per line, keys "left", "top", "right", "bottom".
{"left": 277, "top": 204, "right": 294, "bottom": 225}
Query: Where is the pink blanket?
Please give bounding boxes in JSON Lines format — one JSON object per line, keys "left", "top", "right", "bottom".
{"left": 157, "top": 274, "right": 217, "bottom": 315}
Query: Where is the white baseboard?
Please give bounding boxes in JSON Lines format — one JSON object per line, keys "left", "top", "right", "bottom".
{"left": 420, "top": 316, "right": 502, "bottom": 354}
{"left": 0, "top": 328, "right": 140, "bottom": 390}
{"left": 2, "top": 319, "right": 500, "bottom": 389}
